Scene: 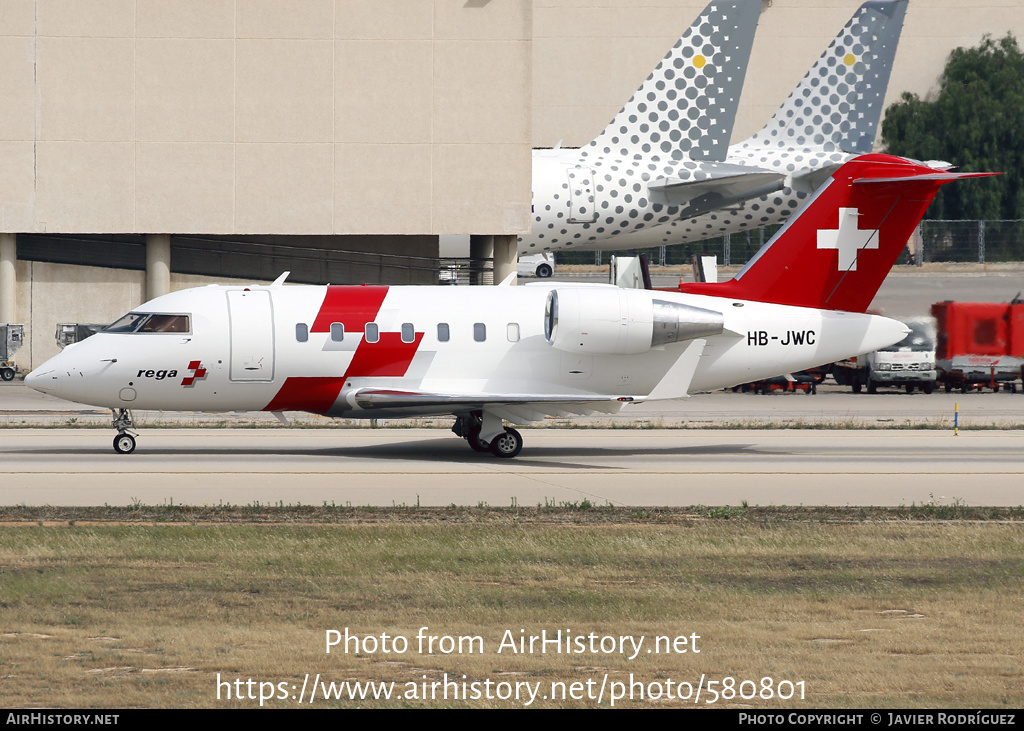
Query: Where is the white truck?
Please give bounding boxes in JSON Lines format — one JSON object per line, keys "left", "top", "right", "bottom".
{"left": 832, "top": 317, "right": 937, "bottom": 394}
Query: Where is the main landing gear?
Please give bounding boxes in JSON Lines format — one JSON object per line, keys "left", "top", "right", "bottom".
{"left": 111, "top": 408, "right": 138, "bottom": 454}
{"left": 452, "top": 411, "right": 524, "bottom": 458}
{"left": 488, "top": 427, "right": 524, "bottom": 458}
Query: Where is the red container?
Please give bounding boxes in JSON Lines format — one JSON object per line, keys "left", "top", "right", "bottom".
{"left": 932, "top": 301, "right": 1024, "bottom": 359}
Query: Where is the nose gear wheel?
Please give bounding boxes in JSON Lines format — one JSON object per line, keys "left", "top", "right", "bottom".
{"left": 111, "top": 408, "right": 138, "bottom": 454}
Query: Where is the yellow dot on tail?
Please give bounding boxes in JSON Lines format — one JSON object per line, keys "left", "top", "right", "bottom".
{"left": 693, "top": 54, "right": 706, "bottom": 69}
{"left": 843, "top": 53, "right": 856, "bottom": 66}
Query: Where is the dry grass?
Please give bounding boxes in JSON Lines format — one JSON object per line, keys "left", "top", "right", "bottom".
{"left": 1, "top": 519, "right": 1022, "bottom": 708}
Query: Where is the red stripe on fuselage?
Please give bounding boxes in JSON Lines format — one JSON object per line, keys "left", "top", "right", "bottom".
{"left": 262, "top": 286, "right": 425, "bottom": 415}
{"left": 263, "top": 377, "right": 345, "bottom": 415}
{"left": 261, "top": 333, "right": 425, "bottom": 414}
{"left": 344, "top": 333, "right": 424, "bottom": 377}
{"left": 311, "top": 285, "right": 389, "bottom": 333}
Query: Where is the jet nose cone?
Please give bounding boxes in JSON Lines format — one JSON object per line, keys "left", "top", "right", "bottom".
{"left": 24, "top": 368, "right": 55, "bottom": 394}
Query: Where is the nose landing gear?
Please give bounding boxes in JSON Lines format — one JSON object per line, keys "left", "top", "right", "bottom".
{"left": 111, "top": 408, "right": 138, "bottom": 454}
{"left": 113, "top": 432, "right": 136, "bottom": 454}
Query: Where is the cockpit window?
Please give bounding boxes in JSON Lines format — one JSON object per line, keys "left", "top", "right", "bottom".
{"left": 138, "top": 314, "right": 190, "bottom": 333}
{"left": 104, "top": 313, "right": 149, "bottom": 333}
{"left": 103, "top": 313, "right": 191, "bottom": 334}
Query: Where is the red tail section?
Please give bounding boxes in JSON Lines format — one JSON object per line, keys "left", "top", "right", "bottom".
{"left": 678, "top": 154, "right": 995, "bottom": 312}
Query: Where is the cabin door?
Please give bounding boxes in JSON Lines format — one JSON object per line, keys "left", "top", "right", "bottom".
{"left": 227, "top": 290, "right": 276, "bottom": 382}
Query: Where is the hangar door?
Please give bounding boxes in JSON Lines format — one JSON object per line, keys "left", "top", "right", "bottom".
{"left": 227, "top": 290, "right": 276, "bottom": 382}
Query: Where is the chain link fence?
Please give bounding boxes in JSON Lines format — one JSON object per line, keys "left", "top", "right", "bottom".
{"left": 557, "top": 220, "right": 1024, "bottom": 267}
{"left": 916, "top": 220, "right": 1024, "bottom": 264}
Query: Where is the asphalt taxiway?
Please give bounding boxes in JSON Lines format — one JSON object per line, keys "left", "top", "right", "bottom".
{"left": 2, "top": 426, "right": 1021, "bottom": 508}
{"left": 3, "top": 260, "right": 1023, "bottom": 510}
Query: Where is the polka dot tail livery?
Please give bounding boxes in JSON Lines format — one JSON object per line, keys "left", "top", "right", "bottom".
{"left": 522, "top": 1, "right": 909, "bottom": 255}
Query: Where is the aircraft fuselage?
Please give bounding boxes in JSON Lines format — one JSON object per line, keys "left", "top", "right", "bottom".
{"left": 28, "top": 283, "right": 906, "bottom": 418}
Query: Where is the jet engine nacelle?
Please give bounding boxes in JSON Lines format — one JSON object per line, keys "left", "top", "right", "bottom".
{"left": 545, "top": 288, "right": 724, "bottom": 355}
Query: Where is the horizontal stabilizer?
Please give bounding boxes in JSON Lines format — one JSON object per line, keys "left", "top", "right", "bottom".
{"left": 649, "top": 166, "right": 785, "bottom": 218}
{"left": 853, "top": 171, "right": 997, "bottom": 185}
{"left": 649, "top": 170, "right": 784, "bottom": 198}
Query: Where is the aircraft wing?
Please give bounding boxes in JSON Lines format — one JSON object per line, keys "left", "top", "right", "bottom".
{"left": 351, "top": 340, "right": 708, "bottom": 422}
{"left": 351, "top": 389, "right": 634, "bottom": 422}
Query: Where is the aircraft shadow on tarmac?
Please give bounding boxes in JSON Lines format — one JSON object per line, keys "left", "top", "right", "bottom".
{"left": 17, "top": 439, "right": 760, "bottom": 469}
{"left": 315, "top": 439, "right": 761, "bottom": 466}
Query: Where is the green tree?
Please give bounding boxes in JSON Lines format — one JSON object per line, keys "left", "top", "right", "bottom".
{"left": 881, "top": 34, "right": 1024, "bottom": 220}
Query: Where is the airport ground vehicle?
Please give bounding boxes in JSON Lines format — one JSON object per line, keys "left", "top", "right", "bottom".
{"left": 747, "top": 373, "right": 818, "bottom": 395}
{"left": 932, "top": 301, "right": 1024, "bottom": 392}
{"left": 1, "top": 324, "right": 24, "bottom": 381}
{"left": 56, "top": 323, "right": 106, "bottom": 350}
{"left": 832, "top": 318, "right": 937, "bottom": 393}
{"left": 517, "top": 254, "right": 555, "bottom": 278}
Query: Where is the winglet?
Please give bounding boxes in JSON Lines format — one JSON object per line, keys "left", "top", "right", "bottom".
{"left": 677, "top": 154, "right": 997, "bottom": 312}
{"left": 270, "top": 271, "right": 291, "bottom": 287}
{"left": 580, "top": 0, "right": 761, "bottom": 163}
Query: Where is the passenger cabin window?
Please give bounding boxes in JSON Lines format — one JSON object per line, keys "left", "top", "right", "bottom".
{"left": 437, "top": 323, "right": 450, "bottom": 342}
{"left": 104, "top": 312, "right": 190, "bottom": 334}
{"left": 507, "top": 323, "right": 520, "bottom": 342}
{"left": 401, "top": 323, "right": 414, "bottom": 343}
{"left": 296, "top": 323, "right": 308, "bottom": 342}
{"left": 365, "top": 323, "right": 379, "bottom": 343}
{"left": 330, "top": 322, "right": 344, "bottom": 342}
{"left": 474, "top": 323, "right": 486, "bottom": 342}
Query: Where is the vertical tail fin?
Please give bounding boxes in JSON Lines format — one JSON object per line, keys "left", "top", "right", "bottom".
{"left": 580, "top": 0, "right": 761, "bottom": 164}
{"left": 739, "top": 0, "right": 907, "bottom": 156}
{"left": 678, "top": 154, "right": 996, "bottom": 312}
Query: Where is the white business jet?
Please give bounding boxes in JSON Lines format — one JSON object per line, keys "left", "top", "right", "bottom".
{"left": 26, "top": 155, "right": 991, "bottom": 457}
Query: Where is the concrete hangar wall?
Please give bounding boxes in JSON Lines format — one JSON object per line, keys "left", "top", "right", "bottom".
{"left": 0, "top": 0, "right": 532, "bottom": 369}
